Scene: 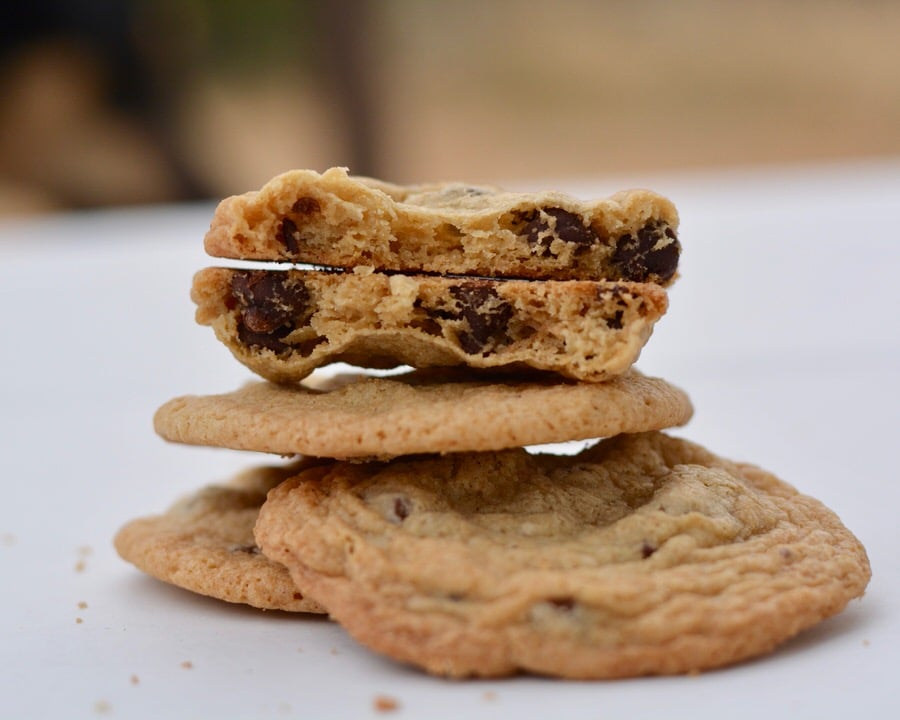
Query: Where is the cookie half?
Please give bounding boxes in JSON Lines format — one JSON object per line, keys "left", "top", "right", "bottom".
{"left": 255, "top": 432, "right": 870, "bottom": 678}
{"left": 114, "top": 462, "right": 325, "bottom": 612}
{"left": 193, "top": 267, "right": 668, "bottom": 383}
{"left": 204, "top": 167, "right": 680, "bottom": 284}
{"left": 153, "top": 369, "right": 693, "bottom": 459}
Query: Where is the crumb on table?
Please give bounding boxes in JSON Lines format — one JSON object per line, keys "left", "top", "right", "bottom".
{"left": 373, "top": 694, "right": 400, "bottom": 712}
{"left": 93, "top": 699, "right": 111, "bottom": 714}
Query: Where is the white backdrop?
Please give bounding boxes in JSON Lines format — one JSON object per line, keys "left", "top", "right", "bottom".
{"left": 1, "top": 159, "right": 897, "bottom": 719}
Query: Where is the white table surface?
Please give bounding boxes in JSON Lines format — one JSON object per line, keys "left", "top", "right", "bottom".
{"left": 1, "top": 160, "right": 898, "bottom": 719}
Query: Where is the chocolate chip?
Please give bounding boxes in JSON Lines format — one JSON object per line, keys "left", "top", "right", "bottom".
{"left": 448, "top": 283, "right": 513, "bottom": 354}
{"left": 231, "top": 271, "right": 310, "bottom": 333}
{"left": 276, "top": 198, "right": 321, "bottom": 255}
{"left": 291, "top": 196, "right": 320, "bottom": 215}
{"left": 237, "top": 322, "right": 293, "bottom": 353}
{"left": 393, "top": 497, "right": 411, "bottom": 521}
{"left": 292, "top": 337, "right": 326, "bottom": 358}
{"left": 523, "top": 207, "right": 598, "bottom": 256}
{"left": 611, "top": 221, "right": 680, "bottom": 282}
{"left": 410, "top": 316, "right": 443, "bottom": 337}
{"left": 230, "top": 544, "right": 261, "bottom": 555}
{"left": 231, "top": 271, "right": 310, "bottom": 352}
{"left": 548, "top": 597, "right": 577, "bottom": 610}
{"left": 599, "top": 285, "right": 630, "bottom": 329}
{"left": 457, "top": 330, "right": 490, "bottom": 355}
{"left": 277, "top": 218, "right": 301, "bottom": 255}
{"left": 641, "top": 541, "right": 657, "bottom": 559}
{"left": 605, "top": 309, "right": 624, "bottom": 330}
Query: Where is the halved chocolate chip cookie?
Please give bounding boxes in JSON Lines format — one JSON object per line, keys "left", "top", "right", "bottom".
{"left": 204, "top": 167, "right": 680, "bottom": 284}
{"left": 192, "top": 267, "right": 667, "bottom": 383}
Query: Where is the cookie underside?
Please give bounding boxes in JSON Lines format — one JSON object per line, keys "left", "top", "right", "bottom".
{"left": 254, "top": 432, "right": 870, "bottom": 678}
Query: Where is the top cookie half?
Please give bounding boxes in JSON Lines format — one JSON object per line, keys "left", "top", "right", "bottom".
{"left": 204, "top": 167, "right": 680, "bottom": 284}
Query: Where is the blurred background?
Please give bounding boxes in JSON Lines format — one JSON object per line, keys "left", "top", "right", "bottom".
{"left": 1, "top": 0, "right": 899, "bottom": 216}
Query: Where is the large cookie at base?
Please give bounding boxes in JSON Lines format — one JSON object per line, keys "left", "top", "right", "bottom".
{"left": 114, "top": 462, "right": 325, "bottom": 613}
{"left": 193, "top": 267, "right": 668, "bottom": 383}
{"left": 153, "top": 369, "right": 693, "bottom": 459}
{"left": 255, "top": 432, "right": 870, "bottom": 678}
{"left": 204, "top": 167, "right": 680, "bottom": 284}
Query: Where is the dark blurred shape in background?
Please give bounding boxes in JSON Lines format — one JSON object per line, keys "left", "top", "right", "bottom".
{"left": 1, "top": 0, "right": 899, "bottom": 216}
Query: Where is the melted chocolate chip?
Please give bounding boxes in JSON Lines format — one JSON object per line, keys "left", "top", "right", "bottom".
{"left": 393, "top": 497, "right": 411, "bottom": 521}
{"left": 230, "top": 544, "right": 261, "bottom": 555}
{"left": 293, "top": 337, "right": 326, "bottom": 358}
{"left": 277, "top": 218, "right": 301, "bottom": 255}
{"left": 410, "top": 316, "right": 443, "bottom": 337}
{"left": 548, "top": 597, "right": 577, "bottom": 610}
{"left": 523, "top": 207, "right": 598, "bottom": 256}
{"left": 448, "top": 283, "right": 513, "bottom": 354}
{"left": 275, "top": 198, "right": 321, "bottom": 256}
{"left": 611, "top": 221, "right": 680, "bottom": 282}
{"left": 641, "top": 541, "right": 657, "bottom": 559}
{"left": 231, "top": 271, "right": 310, "bottom": 352}
{"left": 237, "top": 322, "right": 293, "bottom": 353}
{"left": 606, "top": 309, "right": 624, "bottom": 330}
{"left": 231, "top": 271, "right": 310, "bottom": 333}
{"left": 291, "top": 196, "right": 320, "bottom": 215}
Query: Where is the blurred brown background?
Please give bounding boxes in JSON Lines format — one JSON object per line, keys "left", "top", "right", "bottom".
{"left": 2, "top": 0, "right": 899, "bottom": 216}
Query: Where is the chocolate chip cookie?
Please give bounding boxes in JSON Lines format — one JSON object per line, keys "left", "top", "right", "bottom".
{"left": 203, "top": 167, "right": 680, "bottom": 284}
{"left": 254, "top": 432, "right": 870, "bottom": 678}
{"left": 114, "top": 462, "right": 325, "bottom": 612}
{"left": 192, "top": 267, "right": 668, "bottom": 383}
{"left": 153, "top": 369, "right": 693, "bottom": 459}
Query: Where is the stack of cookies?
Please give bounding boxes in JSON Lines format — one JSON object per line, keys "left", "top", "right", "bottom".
{"left": 116, "top": 167, "right": 870, "bottom": 679}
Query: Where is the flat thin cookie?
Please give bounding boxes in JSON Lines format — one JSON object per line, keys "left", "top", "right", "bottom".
{"left": 255, "top": 432, "right": 870, "bottom": 678}
{"left": 114, "top": 462, "right": 325, "bottom": 613}
{"left": 153, "top": 369, "right": 693, "bottom": 459}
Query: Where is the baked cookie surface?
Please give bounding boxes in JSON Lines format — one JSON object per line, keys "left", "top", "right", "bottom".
{"left": 254, "top": 432, "right": 870, "bottom": 678}
{"left": 193, "top": 267, "right": 667, "bottom": 383}
{"left": 204, "top": 167, "right": 680, "bottom": 284}
{"left": 114, "top": 462, "right": 325, "bottom": 612}
{"left": 153, "top": 369, "right": 693, "bottom": 459}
